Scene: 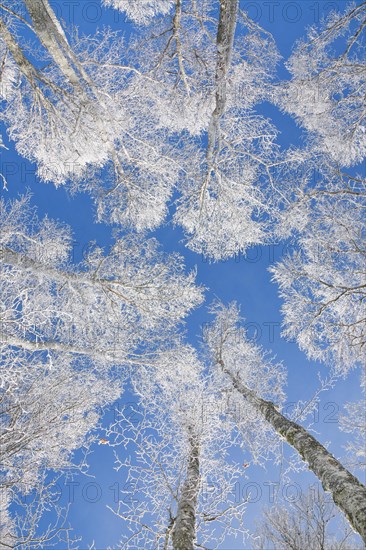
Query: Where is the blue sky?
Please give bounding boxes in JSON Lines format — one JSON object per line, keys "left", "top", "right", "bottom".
{"left": 1, "top": 1, "right": 365, "bottom": 548}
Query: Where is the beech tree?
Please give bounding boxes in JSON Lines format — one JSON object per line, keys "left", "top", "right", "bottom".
{"left": 266, "top": 3, "right": 366, "bottom": 473}
{"left": 107, "top": 343, "right": 282, "bottom": 549}
{"left": 204, "top": 303, "right": 366, "bottom": 543}
{"left": 0, "top": 0, "right": 191, "bottom": 230}
{"left": 107, "top": 301, "right": 365, "bottom": 546}
{"left": 0, "top": 5, "right": 123, "bottom": 181}
{"left": 268, "top": 1, "right": 366, "bottom": 375}
{"left": 119, "top": 0, "right": 281, "bottom": 258}
{"left": 0, "top": 194, "right": 202, "bottom": 355}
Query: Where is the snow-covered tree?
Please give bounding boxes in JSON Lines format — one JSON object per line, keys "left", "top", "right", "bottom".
{"left": 268, "top": 130, "right": 366, "bottom": 374}
{"left": 204, "top": 303, "right": 366, "bottom": 543}
{"left": 1, "top": 0, "right": 284, "bottom": 248}
{"left": 1, "top": 1, "right": 364, "bottom": 546}
{"left": 119, "top": 0, "right": 281, "bottom": 257}
{"left": 0, "top": 1, "right": 191, "bottom": 230}
{"left": 0, "top": 194, "right": 202, "bottom": 544}
{"left": 0, "top": 352, "right": 115, "bottom": 548}
{"left": 254, "top": 488, "right": 364, "bottom": 550}
{"left": 108, "top": 345, "right": 249, "bottom": 549}
{"left": 0, "top": 6, "right": 124, "bottom": 182}
{"left": 107, "top": 301, "right": 366, "bottom": 546}
{"left": 0, "top": 194, "right": 202, "bottom": 360}
{"left": 270, "top": 168, "right": 366, "bottom": 373}
{"left": 279, "top": 1, "right": 366, "bottom": 166}
{"left": 270, "top": 3, "right": 365, "bottom": 372}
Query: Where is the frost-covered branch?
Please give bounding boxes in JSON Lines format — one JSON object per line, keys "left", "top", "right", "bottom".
{"left": 279, "top": 2, "right": 366, "bottom": 166}
{"left": 254, "top": 488, "right": 364, "bottom": 549}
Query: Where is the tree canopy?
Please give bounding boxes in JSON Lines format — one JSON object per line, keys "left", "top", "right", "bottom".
{"left": 0, "top": 0, "right": 365, "bottom": 548}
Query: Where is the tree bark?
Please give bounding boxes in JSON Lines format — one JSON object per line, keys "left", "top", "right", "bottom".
{"left": 172, "top": 429, "right": 200, "bottom": 550}
{"left": 214, "top": 0, "right": 239, "bottom": 119}
{"left": 201, "top": 0, "right": 238, "bottom": 205}
{"left": 221, "top": 362, "right": 366, "bottom": 543}
{"left": 208, "top": 0, "right": 238, "bottom": 148}
{"left": 23, "top": 0, "right": 83, "bottom": 88}
{"left": 0, "top": 19, "right": 39, "bottom": 87}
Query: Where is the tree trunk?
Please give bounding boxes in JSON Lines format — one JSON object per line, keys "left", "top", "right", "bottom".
{"left": 214, "top": 0, "right": 239, "bottom": 118}
{"left": 23, "top": 0, "right": 93, "bottom": 92}
{"left": 207, "top": 0, "right": 238, "bottom": 149}
{"left": 172, "top": 430, "right": 200, "bottom": 550}
{"left": 0, "top": 19, "right": 39, "bottom": 87}
{"left": 23, "top": 0, "right": 80, "bottom": 87}
{"left": 221, "top": 362, "right": 366, "bottom": 543}
{"left": 201, "top": 0, "right": 239, "bottom": 205}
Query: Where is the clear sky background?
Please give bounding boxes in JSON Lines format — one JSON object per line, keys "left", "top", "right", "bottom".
{"left": 1, "top": 1, "right": 364, "bottom": 548}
